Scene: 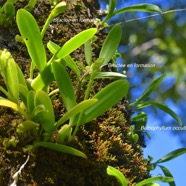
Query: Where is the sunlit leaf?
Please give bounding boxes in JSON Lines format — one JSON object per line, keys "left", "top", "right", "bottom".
{"left": 99, "top": 25, "right": 122, "bottom": 65}
{"left": 95, "top": 72, "right": 126, "bottom": 79}
{"left": 84, "top": 40, "right": 92, "bottom": 66}
{"left": 158, "top": 166, "right": 175, "bottom": 186}
{"left": 34, "top": 142, "right": 87, "bottom": 159}
{"left": 27, "top": 90, "right": 35, "bottom": 115}
{"left": 136, "top": 176, "right": 174, "bottom": 186}
{"left": 156, "top": 148, "right": 186, "bottom": 163}
{"left": 56, "top": 28, "right": 97, "bottom": 59}
{"left": 52, "top": 62, "right": 76, "bottom": 111}
{"left": 47, "top": 40, "right": 60, "bottom": 54}
{"left": 0, "top": 49, "right": 19, "bottom": 103}
{"left": 114, "top": 3, "right": 162, "bottom": 16}
{"left": 41, "top": 2, "right": 67, "bottom": 38}
{"left": 107, "top": 166, "right": 128, "bottom": 186}
{"left": 54, "top": 99, "right": 97, "bottom": 129}
{"left": 80, "top": 80, "right": 129, "bottom": 125}
{"left": 16, "top": 9, "right": 46, "bottom": 72}
{"left": 63, "top": 56, "right": 81, "bottom": 81}
{"left": 137, "top": 101, "right": 182, "bottom": 126}
{"left": 16, "top": 63, "right": 27, "bottom": 87}
{"left": 31, "top": 64, "right": 54, "bottom": 90}
{"left": 34, "top": 91, "right": 55, "bottom": 132}
{"left": 130, "top": 74, "right": 166, "bottom": 106}
{"left": 131, "top": 112, "right": 148, "bottom": 122}
{"left": 0, "top": 96, "right": 28, "bottom": 119}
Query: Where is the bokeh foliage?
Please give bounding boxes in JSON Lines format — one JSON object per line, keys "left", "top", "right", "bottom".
{"left": 100, "top": 0, "right": 186, "bottom": 144}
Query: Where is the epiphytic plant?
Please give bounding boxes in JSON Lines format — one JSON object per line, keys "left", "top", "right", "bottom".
{"left": 0, "top": 2, "right": 129, "bottom": 159}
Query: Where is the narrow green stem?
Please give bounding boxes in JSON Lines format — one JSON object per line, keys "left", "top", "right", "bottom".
{"left": 41, "top": 14, "right": 53, "bottom": 39}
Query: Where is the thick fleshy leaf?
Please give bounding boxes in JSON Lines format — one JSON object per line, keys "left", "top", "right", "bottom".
{"left": 156, "top": 148, "right": 186, "bottom": 164}
{"left": 107, "top": 0, "right": 117, "bottom": 15}
{"left": 136, "top": 176, "right": 174, "bottom": 186}
{"left": 114, "top": 3, "right": 162, "bottom": 16}
{"left": 158, "top": 166, "right": 175, "bottom": 186}
{"left": 47, "top": 41, "right": 81, "bottom": 80}
{"left": 84, "top": 40, "right": 92, "bottom": 66}
{"left": 34, "top": 91, "right": 55, "bottom": 132}
{"left": 137, "top": 101, "right": 182, "bottom": 126}
{"left": 107, "top": 166, "right": 128, "bottom": 186}
{"left": 31, "top": 64, "right": 54, "bottom": 90}
{"left": 34, "top": 142, "right": 87, "bottom": 159}
{"left": 16, "top": 63, "right": 27, "bottom": 87}
{"left": 54, "top": 99, "right": 97, "bottom": 130}
{"left": 95, "top": 72, "right": 126, "bottom": 79}
{"left": 102, "top": 0, "right": 117, "bottom": 23}
{"left": 99, "top": 25, "right": 122, "bottom": 65}
{"left": 80, "top": 80, "right": 129, "bottom": 125}
{"left": 63, "top": 56, "right": 81, "bottom": 81}
{"left": 27, "top": 90, "right": 35, "bottom": 115}
{"left": 16, "top": 9, "right": 46, "bottom": 72}
{"left": 5, "top": 56, "right": 19, "bottom": 103}
{"left": 131, "top": 112, "right": 148, "bottom": 122}
{"left": 52, "top": 62, "right": 76, "bottom": 111}
{"left": 130, "top": 74, "right": 166, "bottom": 106}
{"left": 19, "top": 84, "right": 29, "bottom": 106}
{"left": 56, "top": 28, "right": 97, "bottom": 59}
{"left": 47, "top": 40, "right": 60, "bottom": 54}
{"left": 0, "top": 97, "right": 28, "bottom": 118}
{"left": 41, "top": 2, "right": 67, "bottom": 38}
{"left": 0, "top": 49, "right": 19, "bottom": 103}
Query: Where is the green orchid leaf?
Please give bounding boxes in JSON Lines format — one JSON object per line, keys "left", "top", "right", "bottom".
{"left": 130, "top": 74, "right": 166, "bottom": 106}
{"left": 27, "top": 90, "right": 35, "bottom": 115}
{"left": 114, "top": 3, "right": 162, "bottom": 16}
{"left": 0, "top": 49, "right": 19, "bottom": 103}
{"left": 136, "top": 176, "right": 174, "bottom": 186}
{"left": 16, "top": 63, "right": 27, "bottom": 87}
{"left": 107, "top": 0, "right": 117, "bottom": 16}
{"left": 16, "top": 9, "right": 46, "bottom": 72}
{"left": 107, "top": 166, "right": 128, "bottom": 186}
{"left": 63, "top": 56, "right": 81, "bottom": 81}
{"left": 155, "top": 148, "right": 186, "bottom": 164}
{"left": 80, "top": 80, "right": 129, "bottom": 125}
{"left": 56, "top": 28, "right": 97, "bottom": 59}
{"left": 54, "top": 99, "right": 98, "bottom": 130}
{"left": 47, "top": 40, "right": 60, "bottom": 54}
{"left": 31, "top": 64, "right": 54, "bottom": 91}
{"left": 6, "top": 55, "right": 19, "bottom": 103}
{"left": 16, "top": 120, "right": 39, "bottom": 135}
{"left": 19, "top": 84, "right": 29, "bottom": 106}
{"left": 84, "top": 40, "right": 92, "bottom": 66}
{"left": 131, "top": 112, "right": 148, "bottom": 122}
{"left": 137, "top": 101, "right": 182, "bottom": 126}
{"left": 99, "top": 25, "right": 122, "bottom": 65}
{"left": 95, "top": 72, "right": 126, "bottom": 79}
{"left": 56, "top": 124, "right": 72, "bottom": 144}
{"left": 0, "top": 96, "right": 28, "bottom": 119}
{"left": 41, "top": 2, "right": 67, "bottom": 38}
{"left": 102, "top": 0, "right": 117, "bottom": 23}
{"left": 158, "top": 166, "right": 175, "bottom": 186}
{"left": 34, "top": 142, "right": 87, "bottom": 159}
{"left": 0, "top": 86, "right": 9, "bottom": 98}
{"left": 34, "top": 90, "right": 55, "bottom": 133}
{"left": 47, "top": 41, "right": 81, "bottom": 80}
{"left": 52, "top": 62, "right": 76, "bottom": 111}
{"left": 30, "top": 105, "right": 45, "bottom": 119}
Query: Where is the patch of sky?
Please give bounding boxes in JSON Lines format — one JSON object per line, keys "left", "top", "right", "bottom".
{"left": 159, "top": 75, "right": 176, "bottom": 92}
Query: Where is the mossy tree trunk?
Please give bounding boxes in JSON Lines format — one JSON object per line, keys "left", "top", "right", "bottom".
{"left": 0, "top": 0, "right": 150, "bottom": 185}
